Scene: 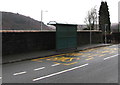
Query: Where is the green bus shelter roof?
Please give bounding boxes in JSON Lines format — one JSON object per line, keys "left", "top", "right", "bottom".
{"left": 47, "top": 22, "right": 77, "bottom": 26}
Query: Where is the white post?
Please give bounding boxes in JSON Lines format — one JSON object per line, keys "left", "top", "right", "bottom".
{"left": 41, "top": 10, "right": 43, "bottom": 30}
{"left": 118, "top": 22, "right": 120, "bottom": 32}
{"left": 40, "top": 10, "right": 48, "bottom": 30}
{"left": 105, "top": 24, "right": 108, "bottom": 44}
{"left": 90, "top": 25, "right": 92, "bottom": 45}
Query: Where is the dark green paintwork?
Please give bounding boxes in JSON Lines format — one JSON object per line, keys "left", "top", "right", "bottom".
{"left": 55, "top": 24, "right": 77, "bottom": 50}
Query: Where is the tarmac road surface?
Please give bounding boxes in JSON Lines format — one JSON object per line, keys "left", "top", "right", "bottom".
{"left": 2, "top": 44, "right": 119, "bottom": 83}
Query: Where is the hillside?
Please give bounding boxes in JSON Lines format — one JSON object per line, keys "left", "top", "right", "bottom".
{"left": 2, "top": 12, "right": 53, "bottom": 30}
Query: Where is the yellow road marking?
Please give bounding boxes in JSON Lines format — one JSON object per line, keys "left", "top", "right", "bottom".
{"left": 103, "top": 47, "right": 109, "bottom": 49}
{"left": 94, "top": 50, "right": 102, "bottom": 53}
{"left": 31, "top": 56, "right": 56, "bottom": 61}
{"left": 76, "top": 57, "right": 80, "bottom": 60}
{"left": 101, "top": 51, "right": 109, "bottom": 53}
{"left": 54, "top": 61, "right": 78, "bottom": 65}
{"left": 63, "top": 62, "right": 78, "bottom": 65}
{"left": 91, "top": 54, "right": 101, "bottom": 57}
{"left": 88, "top": 56, "right": 93, "bottom": 57}
{"left": 86, "top": 57, "right": 93, "bottom": 60}
{"left": 31, "top": 47, "right": 116, "bottom": 64}
{"left": 46, "top": 59, "right": 51, "bottom": 60}
{"left": 109, "top": 51, "right": 115, "bottom": 53}
{"left": 37, "top": 61, "right": 43, "bottom": 62}
{"left": 99, "top": 54, "right": 106, "bottom": 57}
{"left": 54, "top": 62, "right": 60, "bottom": 64}
{"left": 33, "top": 56, "right": 80, "bottom": 63}
{"left": 31, "top": 54, "right": 67, "bottom": 62}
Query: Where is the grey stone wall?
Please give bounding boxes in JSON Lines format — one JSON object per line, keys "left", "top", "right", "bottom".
{"left": 77, "top": 31, "right": 102, "bottom": 46}
{"left": 2, "top": 31, "right": 102, "bottom": 55}
{"left": 2, "top": 32, "right": 56, "bottom": 55}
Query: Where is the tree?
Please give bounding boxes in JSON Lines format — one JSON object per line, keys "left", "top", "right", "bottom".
{"left": 99, "top": 1, "right": 111, "bottom": 34}
{"left": 84, "top": 6, "right": 97, "bottom": 30}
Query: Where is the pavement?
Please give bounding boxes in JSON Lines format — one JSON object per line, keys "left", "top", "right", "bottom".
{"left": 2, "top": 44, "right": 119, "bottom": 83}
{"left": 3, "top": 44, "right": 112, "bottom": 64}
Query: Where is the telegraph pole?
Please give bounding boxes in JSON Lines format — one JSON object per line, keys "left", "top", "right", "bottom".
{"left": 41, "top": 10, "right": 43, "bottom": 30}
{"left": 41, "top": 10, "right": 48, "bottom": 30}
{"left": 105, "top": 24, "right": 108, "bottom": 44}
{"left": 90, "top": 25, "right": 92, "bottom": 45}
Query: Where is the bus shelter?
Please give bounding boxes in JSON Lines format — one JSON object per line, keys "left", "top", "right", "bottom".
{"left": 49, "top": 23, "right": 77, "bottom": 51}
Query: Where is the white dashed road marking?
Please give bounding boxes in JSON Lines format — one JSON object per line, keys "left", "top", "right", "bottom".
{"left": 33, "top": 63, "right": 89, "bottom": 82}
{"left": 13, "top": 71, "right": 27, "bottom": 76}
{"left": 104, "top": 54, "right": 118, "bottom": 60}
{"left": 0, "top": 77, "right": 2, "bottom": 79}
{"left": 34, "top": 67, "right": 45, "bottom": 71}
{"left": 51, "top": 63, "right": 60, "bottom": 67}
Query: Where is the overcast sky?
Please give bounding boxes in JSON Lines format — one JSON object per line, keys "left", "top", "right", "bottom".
{"left": 118, "top": 1, "right": 120, "bottom": 22}
{"left": 0, "top": 0, "right": 119, "bottom": 24}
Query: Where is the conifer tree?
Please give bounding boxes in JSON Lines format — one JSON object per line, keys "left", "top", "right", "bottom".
{"left": 99, "top": 1, "right": 111, "bottom": 34}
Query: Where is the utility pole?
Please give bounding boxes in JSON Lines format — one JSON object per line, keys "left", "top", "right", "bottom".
{"left": 96, "top": 12, "right": 97, "bottom": 30}
{"left": 41, "top": 10, "right": 48, "bottom": 30}
{"left": 105, "top": 24, "right": 108, "bottom": 44}
{"left": 41, "top": 10, "right": 43, "bottom": 30}
{"left": 90, "top": 24, "right": 92, "bottom": 45}
{"left": 118, "top": 23, "right": 119, "bottom": 32}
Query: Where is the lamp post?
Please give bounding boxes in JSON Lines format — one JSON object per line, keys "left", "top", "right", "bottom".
{"left": 118, "top": 22, "right": 120, "bottom": 32}
{"left": 41, "top": 10, "right": 48, "bottom": 30}
{"left": 105, "top": 24, "right": 108, "bottom": 44}
{"left": 90, "top": 24, "right": 92, "bottom": 45}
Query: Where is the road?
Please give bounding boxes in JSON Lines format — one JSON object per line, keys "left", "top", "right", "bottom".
{"left": 0, "top": 64, "right": 2, "bottom": 85}
{"left": 2, "top": 44, "right": 119, "bottom": 83}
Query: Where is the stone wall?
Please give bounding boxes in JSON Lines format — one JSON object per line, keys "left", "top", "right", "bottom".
{"left": 2, "top": 31, "right": 102, "bottom": 55}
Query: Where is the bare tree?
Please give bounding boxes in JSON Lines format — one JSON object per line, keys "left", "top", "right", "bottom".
{"left": 84, "top": 6, "right": 97, "bottom": 30}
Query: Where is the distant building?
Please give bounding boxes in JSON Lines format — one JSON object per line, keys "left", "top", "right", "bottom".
{"left": 77, "top": 24, "right": 99, "bottom": 30}
{"left": 77, "top": 25, "right": 87, "bottom": 30}
{"left": 48, "top": 24, "right": 100, "bottom": 31}
{"left": 111, "top": 23, "right": 119, "bottom": 33}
